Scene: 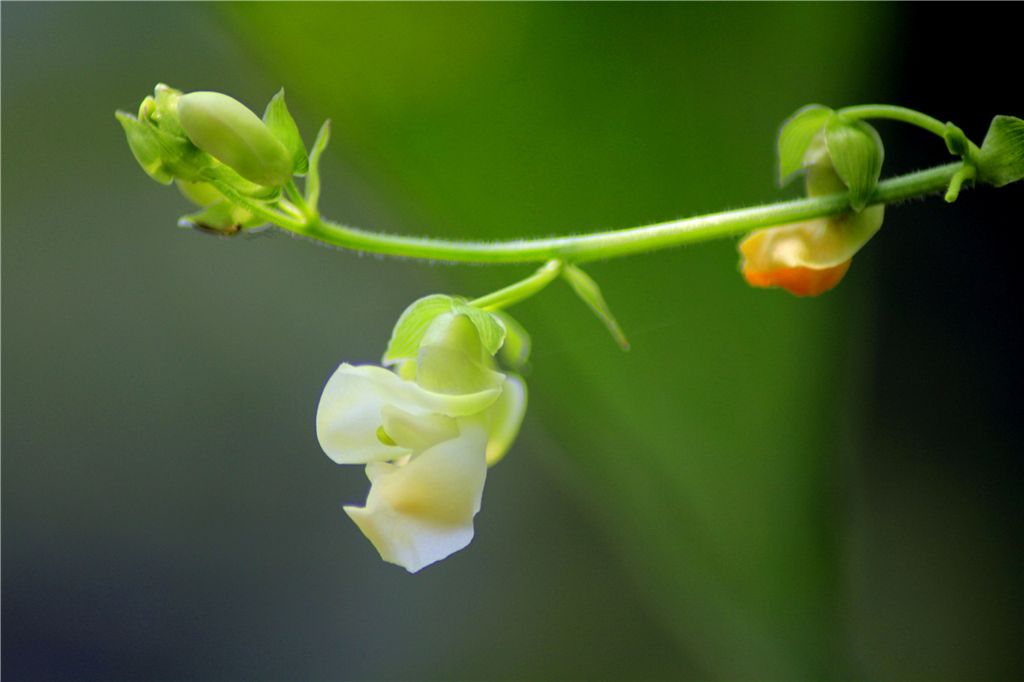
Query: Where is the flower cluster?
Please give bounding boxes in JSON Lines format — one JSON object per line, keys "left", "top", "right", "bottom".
{"left": 116, "top": 84, "right": 309, "bottom": 234}
{"left": 316, "top": 308, "right": 526, "bottom": 572}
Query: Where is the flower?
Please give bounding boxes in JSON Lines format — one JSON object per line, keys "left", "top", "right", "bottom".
{"left": 739, "top": 133, "right": 885, "bottom": 296}
{"left": 316, "top": 312, "right": 526, "bottom": 572}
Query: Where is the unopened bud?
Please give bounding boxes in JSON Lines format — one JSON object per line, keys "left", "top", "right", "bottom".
{"left": 178, "top": 91, "right": 292, "bottom": 187}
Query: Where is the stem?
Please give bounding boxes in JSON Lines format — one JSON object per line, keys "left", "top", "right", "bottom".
{"left": 285, "top": 180, "right": 314, "bottom": 219}
{"left": 286, "top": 161, "right": 963, "bottom": 265}
{"left": 208, "top": 179, "right": 305, "bottom": 231}
{"left": 837, "top": 104, "right": 948, "bottom": 139}
{"left": 469, "top": 260, "right": 563, "bottom": 310}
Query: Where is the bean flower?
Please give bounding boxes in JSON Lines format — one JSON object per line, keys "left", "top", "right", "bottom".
{"left": 317, "top": 311, "right": 526, "bottom": 572}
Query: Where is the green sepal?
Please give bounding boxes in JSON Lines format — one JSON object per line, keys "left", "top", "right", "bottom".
{"left": 452, "top": 301, "right": 506, "bottom": 357}
{"left": 825, "top": 115, "right": 884, "bottom": 211}
{"left": 151, "top": 83, "right": 186, "bottom": 138}
{"left": 306, "top": 120, "right": 331, "bottom": 210}
{"left": 944, "top": 122, "right": 973, "bottom": 158}
{"left": 200, "top": 163, "right": 282, "bottom": 201}
{"left": 777, "top": 104, "right": 833, "bottom": 186}
{"left": 115, "top": 111, "right": 174, "bottom": 184}
{"left": 562, "top": 264, "right": 630, "bottom": 351}
{"left": 493, "top": 310, "right": 531, "bottom": 370}
{"left": 383, "top": 294, "right": 507, "bottom": 365}
{"left": 263, "top": 88, "right": 309, "bottom": 176}
{"left": 976, "top": 115, "right": 1024, "bottom": 188}
{"left": 383, "top": 295, "right": 458, "bottom": 365}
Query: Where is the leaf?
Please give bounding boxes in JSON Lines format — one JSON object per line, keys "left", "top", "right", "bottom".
{"left": 305, "top": 120, "right": 331, "bottom": 209}
{"left": 382, "top": 294, "right": 456, "bottom": 365}
{"left": 453, "top": 301, "right": 507, "bottom": 357}
{"left": 976, "top": 115, "right": 1024, "bottom": 188}
{"left": 777, "top": 105, "right": 833, "bottom": 186}
{"left": 115, "top": 111, "right": 174, "bottom": 184}
{"left": 825, "top": 115, "right": 884, "bottom": 211}
{"left": 561, "top": 264, "right": 630, "bottom": 350}
{"left": 263, "top": 88, "right": 309, "bottom": 176}
{"left": 492, "top": 310, "right": 531, "bottom": 369}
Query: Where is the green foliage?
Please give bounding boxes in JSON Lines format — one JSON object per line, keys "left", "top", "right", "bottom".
{"left": 777, "top": 105, "right": 833, "bottom": 185}
{"left": 825, "top": 115, "right": 884, "bottom": 211}
{"left": 383, "top": 294, "right": 506, "bottom": 365}
{"left": 263, "top": 88, "right": 310, "bottom": 176}
{"left": 561, "top": 265, "right": 630, "bottom": 350}
{"left": 452, "top": 300, "right": 507, "bottom": 356}
{"left": 976, "top": 115, "right": 1024, "bottom": 187}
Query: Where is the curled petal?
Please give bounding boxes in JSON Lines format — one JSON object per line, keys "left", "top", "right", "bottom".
{"left": 345, "top": 423, "right": 488, "bottom": 573}
{"left": 485, "top": 374, "right": 527, "bottom": 466}
{"left": 739, "top": 205, "right": 883, "bottom": 296}
{"left": 743, "top": 260, "right": 851, "bottom": 297}
{"left": 317, "top": 364, "right": 500, "bottom": 465}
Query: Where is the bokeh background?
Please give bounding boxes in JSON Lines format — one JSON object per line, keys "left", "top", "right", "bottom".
{"left": 3, "top": 4, "right": 1021, "bottom": 680}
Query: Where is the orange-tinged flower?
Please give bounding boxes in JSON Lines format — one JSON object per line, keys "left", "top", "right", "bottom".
{"left": 738, "top": 207, "right": 881, "bottom": 296}
{"left": 740, "top": 131, "right": 885, "bottom": 296}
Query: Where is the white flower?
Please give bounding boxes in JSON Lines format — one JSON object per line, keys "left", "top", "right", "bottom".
{"left": 316, "top": 313, "right": 526, "bottom": 572}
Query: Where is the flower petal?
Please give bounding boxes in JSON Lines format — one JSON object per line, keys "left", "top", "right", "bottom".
{"left": 317, "top": 364, "right": 501, "bottom": 465}
{"left": 485, "top": 374, "right": 527, "bottom": 466}
{"left": 344, "top": 423, "right": 488, "bottom": 572}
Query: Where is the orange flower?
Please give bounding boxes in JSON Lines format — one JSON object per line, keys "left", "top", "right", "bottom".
{"left": 739, "top": 133, "right": 884, "bottom": 296}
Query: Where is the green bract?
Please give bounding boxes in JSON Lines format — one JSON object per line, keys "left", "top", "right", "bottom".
{"left": 383, "top": 295, "right": 507, "bottom": 366}
{"left": 976, "top": 115, "right": 1024, "bottom": 188}
{"left": 776, "top": 105, "right": 885, "bottom": 212}
{"left": 824, "top": 115, "right": 884, "bottom": 211}
{"left": 178, "top": 91, "right": 293, "bottom": 187}
{"left": 562, "top": 264, "right": 630, "bottom": 350}
{"left": 777, "top": 104, "right": 833, "bottom": 185}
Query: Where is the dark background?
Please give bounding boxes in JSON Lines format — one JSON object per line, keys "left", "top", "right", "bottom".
{"left": 3, "top": 3, "right": 1021, "bottom": 680}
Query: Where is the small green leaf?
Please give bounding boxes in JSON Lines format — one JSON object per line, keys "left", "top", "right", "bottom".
{"left": 976, "top": 115, "right": 1024, "bottom": 188}
{"left": 453, "top": 301, "right": 507, "bottom": 357}
{"left": 825, "top": 115, "right": 884, "bottom": 211}
{"left": 562, "top": 264, "right": 630, "bottom": 351}
{"left": 116, "top": 111, "right": 174, "bottom": 184}
{"left": 382, "top": 295, "right": 456, "bottom": 365}
{"left": 944, "top": 122, "right": 972, "bottom": 158}
{"left": 493, "top": 310, "right": 531, "bottom": 369}
{"left": 777, "top": 104, "right": 833, "bottom": 185}
{"left": 263, "top": 88, "right": 309, "bottom": 176}
{"left": 306, "top": 120, "right": 331, "bottom": 210}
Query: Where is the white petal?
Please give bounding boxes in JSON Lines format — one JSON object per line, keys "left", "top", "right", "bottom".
{"left": 380, "top": 405, "right": 459, "bottom": 452}
{"left": 485, "top": 374, "right": 527, "bottom": 466}
{"left": 345, "top": 423, "right": 488, "bottom": 572}
{"left": 316, "top": 364, "right": 501, "bottom": 465}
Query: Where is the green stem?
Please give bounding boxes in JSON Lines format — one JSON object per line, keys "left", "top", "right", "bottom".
{"left": 285, "top": 180, "right": 314, "bottom": 219}
{"left": 469, "top": 260, "right": 563, "bottom": 310}
{"left": 837, "top": 104, "right": 948, "bottom": 139}
{"left": 287, "top": 161, "right": 963, "bottom": 264}
{"left": 208, "top": 179, "right": 306, "bottom": 231}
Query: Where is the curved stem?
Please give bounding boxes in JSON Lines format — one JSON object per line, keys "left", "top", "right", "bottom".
{"left": 837, "top": 104, "right": 948, "bottom": 139}
{"left": 469, "top": 260, "right": 563, "bottom": 310}
{"left": 287, "top": 161, "right": 963, "bottom": 265}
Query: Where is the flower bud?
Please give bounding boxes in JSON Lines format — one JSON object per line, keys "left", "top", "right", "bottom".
{"left": 416, "top": 314, "right": 504, "bottom": 395}
{"left": 177, "top": 91, "right": 292, "bottom": 187}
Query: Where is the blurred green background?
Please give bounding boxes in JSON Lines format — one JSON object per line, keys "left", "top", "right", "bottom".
{"left": 3, "top": 4, "right": 1021, "bottom": 680}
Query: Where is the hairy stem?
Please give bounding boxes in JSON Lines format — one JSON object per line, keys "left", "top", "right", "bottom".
{"left": 281, "top": 161, "right": 963, "bottom": 264}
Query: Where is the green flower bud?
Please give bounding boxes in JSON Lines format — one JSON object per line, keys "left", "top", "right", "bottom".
{"left": 177, "top": 91, "right": 293, "bottom": 187}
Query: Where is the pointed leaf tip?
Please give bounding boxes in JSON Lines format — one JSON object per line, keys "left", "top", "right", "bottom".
{"left": 777, "top": 105, "right": 833, "bottom": 186}
{"left": 562, "top": 264, "right": 630, "bottom": 351}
